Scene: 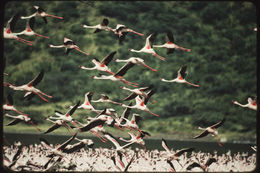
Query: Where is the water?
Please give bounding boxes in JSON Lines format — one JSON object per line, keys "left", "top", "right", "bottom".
{"left": 3, "top": 132, "right": 256, "bottom": 156}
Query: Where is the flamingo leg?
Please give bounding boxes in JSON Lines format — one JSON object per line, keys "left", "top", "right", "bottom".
{"left": 32, "top": 91, "right": 49, "bottom": 102}
{"left": 106, "top": 70, "right": 115, "bottom": 75}
{"left": 184, "top": 81, "right": 200, "bottom": 87}
{"left": 74, "top": 47, "right": 89, "bottom": 56}
{"left": 129, "top": 30, "right": 144, "bottom": 36}
{"left": 38, "top": 91, "right": 53, "bottom": 98}
{"left": 16, "top": 37, "right": 33, "bottom": 46}
{"left": 91, "top": 131, "right": 107, "bottom": 143}
{"left": 29, "top": 121, "right": 41, "bottom": 132}
{"left": 64, "top": 123, "right": 75, "bottom": 135}
{"left": 145, "top": 110, "right": 160, "bottom": 117}
{"left": 175, "top": 45, "right": 191, "bottom": 52}
{"left": 152, "top": 53, "right": 166, "bottom": 61}
{"left": 13, "top": 109, "right": 24, "bottom": 115}
{"left": 118, "top": 158, "right": 125, "bottom": 169}
{"left": 140, "top": 63, "right": 157, "bottom": 72}
{"left": 114, "top": 124, "right": 124, "bottom": 131}
{"left": 35, "top": 33, "right": 50, "bottom": 39}
{"left": 46, "top": 14, "right": 63, "bottom": 19}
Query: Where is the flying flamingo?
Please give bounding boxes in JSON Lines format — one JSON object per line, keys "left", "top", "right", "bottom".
{"left": 79, "top": 51, "right": 116, "bottom": 75}
{"left": 47, "top": 101, "right": 80, "bottom": 130}
{"left": 121, "top": 89, "right": 160, "bottom": 117}
{"left": 111, "top": 24, "right": 143, "bottom": 44}
{"left": 193, "top": 118, "right": 225, "bottom": 146}
{"left": 119, "top": 113, "right": 143, "bottom": 134}
{"left": 4, "top": 14, "right": 33, "bottom": 45}
{"left": 92, "top": 62, "right": 139, "bottom": 87}
{"left": 120, "top": 85, "right": 154, "bottom": 101}
{"left": 49, "top": 37, "right": 89, "bottom": 55}
{"left": 3, "top": 70, "right": 53, "bottom": 102}
{"left": 232, "top": 97, "right": 257, "bottom": 111}
{"left": 118, "top": 130, "right": 149, "bottom": 149}
{"left": 162, "top": 138, "right": 194, "bottom": 168}
{"left": 128, "top": 33, "right": 166, "bottom": 61}
{"left": 21, "top": 6, "right": 63, "bottom": 23}
{"left": 186, "top": 158, "right": 217, "bottom": 171}
{"left": 16, "top": 17, "right": 49, "bottom": 38}
{"left": 44, "top": 118, "right": 74, "bottom": 135}
{"left": 115, "top": 57, "right": 157, "bottom": 72}
{"left": 160, "top": 64, "right": 200, "bottom": 87}
{"left": 4, "top": 113, "right": 41, "bottom": 132}
{"left": 91, "top": 94, "right": 123, "bottom": 105}
{"left": 153, "top": 31, "right": 191, "bottom": 54}
{"left": 3, "top": 94, "right": 24, "bottom": 114}
{"left": 82, "top": 18, "right": 112, "bottom": 33}
{"left": 63, "top": 137, "right": 94, "bottom": 153}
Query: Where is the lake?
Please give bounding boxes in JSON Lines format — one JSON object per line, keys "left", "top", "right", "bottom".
{"left": 3, "top": 132, "right": 256, "bottom": 156}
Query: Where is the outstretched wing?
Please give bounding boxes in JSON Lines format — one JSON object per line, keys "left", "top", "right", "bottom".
{"left": 178, "top": 65, "right": 187, "bottom": 79}
{"left": 167, "top": 159, "right": 176, "bottom": 172}
{"left": 28, "top": 70, "right": 44, "bottom": 87}
{"left": 80, "top": 119, "right": 105, "bottom": 132}
{"left": 205, "top": 158, "right": 217, "bottom": 167}
{"left": 65, "top": 101, "right": 80, "bottom": 117}
{"left": 101, "top": 18, "right": 109, "bottom": 26}
{"left": 6, "top": 119, "right": 22, "bottom": 126}
{"left": 193, "top": 130, "right": 209, "bottom": 139}
{"left": 115, "top": 62, "right": 135, "bottom": 77}
{"left": 44, "top": 123, "right": 62, "bottom": 134}
{"left": 28, "top": 17, "right": 35, "bottom": 30}
{"left": 174, "top": 148, "right": 194, "bottom": 157}
{"left": 144, "top": 88, "right": 156, "bottom": 105}
{"left": 186, "top": 162, "right": 202, "bottom": 170}
{"left": 211, "top": 118, "right": 225, "bottom": 129}
{"left": 6, "top": 94, "right": 13, "bottom": 105}
{"left": 166, "top": 31, "right": 174, "bottom": 43}
{"left": 162, "top": 138, "right": 171, "bottom": 153}
{"left": 123, "top": 93, "right": 138, "bottom": 101}
{"left": 58, "top": 132, "right": 77, "bottom": 151}
{"left": 101, "top": 51, "right": 116, "bottom": 66}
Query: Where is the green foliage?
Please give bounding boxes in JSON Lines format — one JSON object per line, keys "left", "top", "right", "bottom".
{"left": 3, "top": 1, "right": 256, "bottom": 142}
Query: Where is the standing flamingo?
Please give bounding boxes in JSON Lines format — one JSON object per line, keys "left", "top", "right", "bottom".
{"left": 115, "top": 57, "right": 157, "bottom": 72}
{"left": 121, "top": 89, "right": 160, "bottom": 117}
{"left": 3, "top": 94, "right": 24, "bottom": 114}
{"left": 160, "top": 64, "right": 200, "bottom": 87}
{"left": 129, "top": 33, "right": 166, "bottom": 61}
{"left": 16, "top": 17, "right": 49, "bottom": 38}
{"left": 21, "top": 6, "right": 63, "bottom": 23}
{"left": 4, "top": 14, "right": 33, "bottom": 45}
{"left": 49, "top": 37, "right": 89, "bottom": 55}
{"left": 92, "top": 62, "right": 139, "bottom": 87}
{"left": 82, "top": 18, "right": 112, "bottom": 33}
{"left": 153, "top": 31, "right": 191, "bottom": 54}
{"left": 3, "top": 70, "right": 52, "bottom": 102}
{"left": 232, "top": 97, "right": 257, "bottom": 111}
{"left": 79, "top": 51, "right": 116, "bottom": 75}
{"left": 193, "top": 118, "right": 225, "bottom": 146}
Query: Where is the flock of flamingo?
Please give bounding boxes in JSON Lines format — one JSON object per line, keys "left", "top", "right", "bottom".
{"left": 3, "top": 5, "right": 257, "bottom": 172}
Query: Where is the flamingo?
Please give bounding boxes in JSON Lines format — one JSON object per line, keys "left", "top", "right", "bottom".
{"left": 3, "top": 70, "right": 53, "bottom": 102}
{"left": 117, "top": 103, "right": 133, "bottom": 125}
{"left": 47, "top": 101, "right": 80, "bottom": 130}
{"left": 39, "top": 132, "right": 77, "bottom": 159}
{"left": 72, "top": 92, "right": 101, "bottom": 114}
{"left": 16, "top": 17, "right": 49, "bottom": 39}
{"left": 115, "top": 57, "right": 157, "bottom": 72}
{"left": 186, "top": 158, "right": 217, "bottom": 171}
{"left": 92, "top": 62, "right": 139, "bottom": 87}
{"left": 4, "top": 113, "right": 41, "bottom": 132}
{"left": 79, "top": 51, "right": 116, "bottom": 75}
{"left": 153, "top": 31, "right": 191, "bottom": 54}
{"left": 63, "top": 137, "right": 94, "bottom": 153}
{"left": 119, "top": 113, "right": 143, "bottom": 134}
{"left": 43, "top": 118, "right": 74, "bottom": 135}
{"left": 82, "top": 18, "right": 112, "bottom": 33}
{"left": 121, "top": 89, "right": 159, "bottom": 117}
{"left": 3, "top": 94, "right": 24, "bottom": 114}
{"left": 232, "top": 97, "right": 257, "bottom": 111}
{"left": 91, "top": 94, "right": 123, "bottom": 106}
{"left": 49, "top": 37, "right": 89, "bottom": 55}
{"left": 4, "top": 14, "right": 33, "bottom": 45}
{"left": 21, "top": 6, "right": 63, "bottom": 23}
{"left": 111, "top": 24, "right": 143, "bottom": 44}
{"left": 120, "top": 85, "right": 154, "bottom": 101}
{"left": 118, "top": 130, "right": 148, "bottom": 149}
{"left": 160, "top": 64, "right": 200, "bottom": 87}
{"left": 193, "top": 118, "right": 225, "bottom": 146}
{"left": 128, "top": 33, "right": 166, "bottom": 61}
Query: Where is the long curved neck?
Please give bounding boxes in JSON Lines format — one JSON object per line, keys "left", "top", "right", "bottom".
{"left": 115, "top": 59, "right": 128, "bottom": 63}
{"left": 161, "top": 78, "right": 177, "bottom": 83}
{"left": 49, "top": 44, "right": 65, "bottom": 48}
{"left": 233, "top": 101, "right": 248, "bottom": 108}
{"left": 129, "top": 49, "right": 141, "bottom": 53}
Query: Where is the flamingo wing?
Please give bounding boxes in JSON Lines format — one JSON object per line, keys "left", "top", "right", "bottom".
{"left": 167, "top": 159, "right": 176, "bottom": 172}
{"left": 101, "top": 51, "right": 117, "bottom": 65}
{"left": 115, "top": 62, "right": 135, "bottom": 77}
{"left": 139, "top": 84, "right": 154, "bottom": 92}
{"left": 28, "top": 70, "right": 44, "bottom": 87}
{"left": 123, "top": 92, "right": 138, "bottom": 101}
{"left": 174, "top": 148, "right": 194, "bottom": 157}
{"left": 167, "top": 48, "right": 175, "bottom": 55}
{"left": 148, "top": 33, "right": 157, "bottom": 48}
{"left": 193, "top": 130, "right": 209, "bottom": 139}
{"left": 85, "top": 92, "right": 94, "bottom": 104}
{"left": 144, "top": 88, "right": 156, "bottom": 105}
{"left": 186, "top": 162, "right": 202, "bottom": 170}
{"left": 6, "top": 119, "right": 22, "bottom": 126}
{"left": 6, "top": 94, "right": 14, "bottom": 105}
{"left": 63, "top": 142, "right": 85, "bottom": 153}
{"left": 58, "top": 132, "right": 77, "bottom": 151}
{"left": 162, "top": 138, "right": 171, "bottom": 153}
{"left": 205, "top": 158, "right": 217, "bottom": 167}
{"left": 178, "top": 65, "right": 187, "bottom": 79}
{"left": 101, "top": 18, "right": 109, "bottom": 26}
{"left": 166, "top": 31, "right": 174, "bottom": 43}
{"left": 80, "top": 119, "right": 105, "bottom": 132}
{"left": 211, "top": 118, "right": 225, "bottom": 129}
{"left": 28, "top": 17, "right": 35, "bottom": 30}
{"left": 6, "top": 13, "right": 20, "bottom": 31}
{"left": 119, "top": 103, "right": 132, "bottom": 124}
{"left": 44, "top": 123, "right": 62, "bottom": 134}
{"left": 124, "top": 154, "right": 135, "bottom": 172}
{"left": 66, "top": 101, "right": 80, "bottom": 117}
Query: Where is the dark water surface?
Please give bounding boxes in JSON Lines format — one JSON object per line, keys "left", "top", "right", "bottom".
{"left": 3, "top": 132, "right": 256, "bottom": 156}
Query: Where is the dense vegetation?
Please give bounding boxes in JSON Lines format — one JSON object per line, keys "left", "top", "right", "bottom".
{"left": 3, "top": 1, "right": 257, "bottom": 142}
